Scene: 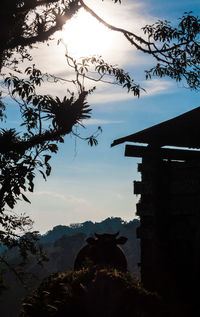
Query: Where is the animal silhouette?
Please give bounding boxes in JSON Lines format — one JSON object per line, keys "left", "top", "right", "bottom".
{"left": 74, "top": 232, "right": 128, "bottom": 271}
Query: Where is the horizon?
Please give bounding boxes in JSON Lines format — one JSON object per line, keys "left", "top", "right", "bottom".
{"left": 40, "top": 216, "right": 140, "bottom": 236}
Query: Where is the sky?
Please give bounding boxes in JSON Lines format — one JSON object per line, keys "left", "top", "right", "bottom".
{"left": 4, "top": 0, "right": 200, "bottom": 233}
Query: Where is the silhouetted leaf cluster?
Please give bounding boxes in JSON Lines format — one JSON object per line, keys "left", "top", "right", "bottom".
{"left": 0, "top": 0, "right": 81, "bottom": 70}
{"left": 19, "top": 268, "right": 165, "bottom": 317}
{"left": 77, "top": 56, "right": 143, "bottom": 97}
{"left": 143, "top": 12, "right": 200, "bottom": 89}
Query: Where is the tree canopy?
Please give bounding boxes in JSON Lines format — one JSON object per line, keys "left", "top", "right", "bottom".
{"left": 0, "top": 0, "right": 200, "bottom": 286}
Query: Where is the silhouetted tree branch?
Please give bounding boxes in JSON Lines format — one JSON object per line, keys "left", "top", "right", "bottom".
{"left": 0, "top": 0, "right": 81, "bottom": 69}
{"left": 80, "top": 1, "right": 200, "bottom": 89}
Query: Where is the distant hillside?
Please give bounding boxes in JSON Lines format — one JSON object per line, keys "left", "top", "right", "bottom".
{"left": 0, "top": 217, "right": 140, "bottom": 317}
{"left": 40, "top": 217, "right": 139, "bottom": 243}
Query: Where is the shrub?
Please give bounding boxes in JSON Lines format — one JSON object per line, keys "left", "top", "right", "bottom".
{"left": 19, "top": 268, "right": 166, "bottom": 317}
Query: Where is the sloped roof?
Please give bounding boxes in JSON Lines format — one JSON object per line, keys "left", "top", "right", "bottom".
{"left": 111, "top": 107, "right": 200, "bottom": 149}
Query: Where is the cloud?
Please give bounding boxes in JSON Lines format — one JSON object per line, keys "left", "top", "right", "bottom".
{"left": 141, "top": 79, "right": 175, "bottom": 96}
{"left": 33, "top": 190, "right": 90, "bottom": 206}
{"left": 87, "top": 78, "right": 175, "bottom": 104}
{"left": 85, "top": 0, "right": 152, "bottom": 31}
{"left": 82, "top": 118, "right": 123, "bottom": 125}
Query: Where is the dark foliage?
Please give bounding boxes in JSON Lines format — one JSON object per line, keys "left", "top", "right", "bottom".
{"left": 0, "top": 218, "right": 140, "bottom": 317}
{"left": 0, "top": 0, "right": 81, "bottom": 70}
{"left": 19, "top": 268, "right": 165, "bottom": 317}
{"left": 143, "top": 13, "right": 200, "bottom": 89}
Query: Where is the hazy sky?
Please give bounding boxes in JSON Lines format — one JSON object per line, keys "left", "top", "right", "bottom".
{"left": 6, "top": 0, "right": 200, "bottom": 233}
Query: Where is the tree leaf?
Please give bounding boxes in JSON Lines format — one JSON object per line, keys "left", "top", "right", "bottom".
{"left": 22, "top": 194, "right": 31, "bottom": 204}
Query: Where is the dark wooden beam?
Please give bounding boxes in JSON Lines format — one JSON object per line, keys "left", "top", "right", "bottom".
{"left": 125, "top": 144, "right": 200, "bottom": 160}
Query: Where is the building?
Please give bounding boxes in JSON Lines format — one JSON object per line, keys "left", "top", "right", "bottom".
{"left": 111, "top": 107, "right": 200, "bottom": 313}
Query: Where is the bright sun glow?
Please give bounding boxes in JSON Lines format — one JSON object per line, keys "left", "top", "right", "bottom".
{"left": 61, "top": 9, "right": 113, "bottom": 58}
